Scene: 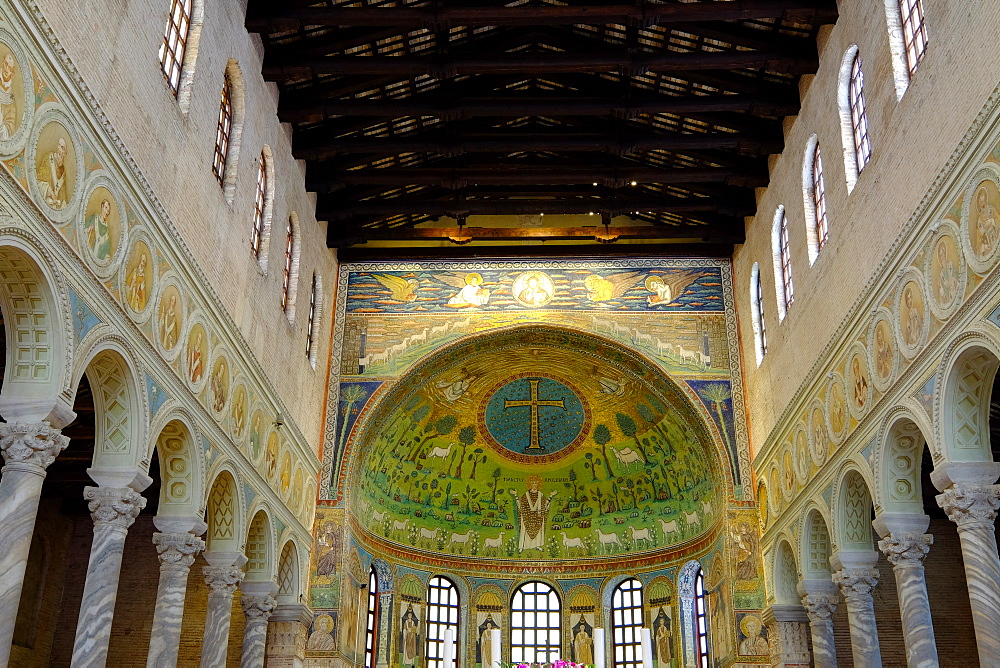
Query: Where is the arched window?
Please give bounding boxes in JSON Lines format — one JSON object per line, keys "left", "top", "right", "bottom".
{"left": 158, "top": 0, "right": 192, "bottom": 95}
{"left": 693, "top": 569, "right": 709, "bottom": 668}
{"left": 848, "top": 54, "right": 872, "bottom": 172}
{"left": 281, "top": 217, "right": 295, "bottom": 310}
{"left": 364, "top": 567, "right": 379, "bottom": 668}
{"left": 251, "top": 152, "right": 267, "bottom": 257}
{"left": 899, "top": 0, "right": 928, "bottom": 75}
{"left": 611, "top": 578, "right": 644, "bottom": 668}
{"left": 771, "top": 206, "right": 793, "bottom": 320}
{"left": 749, "top": 263, "right": 767, "bottom": 365}
{"left": 425, "top": 576, "right": 460, "bottom": 668}
{"left": 306, "top": 272, "right": 322, "bottom": 367}
{"left": 802, "top": 136, "right": 829, "bottom": 265}
{"left": 510, "top": 581, "right": 561, "bottom": 664}
{"left": 212, "top": 73, "right": 233, "bottom": 185}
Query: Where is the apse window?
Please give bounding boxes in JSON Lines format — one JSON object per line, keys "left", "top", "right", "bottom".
{"left": 510, "top": 581, "right": 562, "bottom": 664}
{"left": 425, "top": 576, "right": 460, "bottom": 668}
{"left": 364, "top": 567, "right": 379, "bottom": 668}
{"left": 694, "top": 569, "right": 709, "bottom": 668}
{"left": 611, "top": 578, "right": 644, "bottom": 668}
{"left": 899, "top": 0, "right": 928, "bottom": 76}
{"left": 212, "top": 74, "right": 233, "bottom": 185}
{"left": 158, "top": 0, "right": 192, "bottom": 95}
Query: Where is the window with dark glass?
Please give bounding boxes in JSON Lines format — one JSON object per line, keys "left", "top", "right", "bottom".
{"left": 281, "top": 220, "right": 294, "bottom": 309}
{"left": 212, "top": 76, "right": 233, "bottom": 185}
{"left": 848, "top": 54, "right": 872, "bottom": 171}
{"left": 306, "top": 273, "right": 318, "bottom": 358}
{"left": 753, "top": 270, "right": 767, "bottom": 358}
{"left": 425, "top": 576, "right": 460, "bottom": 668}
{"left": 510, "top": 581, "right": 561, "bottom": 664}
{"left": 611, "top": 578, "right": 644, "bottom": 668}
{"left": 158, "top": 0, "right": 192, "bottom": 95}
{"left": 250, "top": 153, "right": 266, "bottom": 257}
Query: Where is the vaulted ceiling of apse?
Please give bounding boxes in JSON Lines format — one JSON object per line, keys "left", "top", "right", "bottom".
{"left": 246, "top": 0, "right": 836, "bottom": 258}
{"left": 343, "top": 325, "right": 728, "bottom": 572}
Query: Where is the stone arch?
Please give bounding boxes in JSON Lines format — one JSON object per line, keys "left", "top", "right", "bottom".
{"left": 276, "top": 539, "right": 301, "bottom": 605}
{"left": 773, "top": 539, "right": 800, "bottom": 604}
{"left": 799, "top": 506, "right": 833, "bottom": 579}
{"left": 935, "top": 330, "right": 1000, "bottom": 463}
{"left": 72, "top": 337, "right": 147, "bottom": 472}
{"left": 877, "top": 408, "right": 932, "bottom": 514}
{"left": 0, "top": 235, "right": 73, "bottom": 424}
{"left": 833, "top": 465, "right": 876, "bottom": 551}
{"left": 150, "top": 412, "right": 206, "bottom": 519}
{"left": 244, "top": 507, "right": 273, "bottom": 582}
{"left": 205, "top": 468, "right": 243, "bottom": 552}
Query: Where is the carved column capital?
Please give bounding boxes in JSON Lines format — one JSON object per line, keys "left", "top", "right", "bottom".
{"left": 878, "top": 532, "right": 932, "bottom": 567}
{"left": 936, "top": 484, "right": 1000, "bottom": 530}
{"left": 801, "top": 593, "right": 838, "bottom": 622}
{"left": 83, "top": 486, "right": 146, "bottom": 529}
{"left": 204, "top": 565, "right": 245, "bottom": 596}
{"left": 153, "top": 531, "right": 206, "bottom": 568}
{"left": 832, "top": 568, "right": 879, "bottom": 601}
{"left": 0, "top": 420, "right": 68, "bottom": 470}
{"left": 242, "top": 593, "right": 277, "bottom": 622}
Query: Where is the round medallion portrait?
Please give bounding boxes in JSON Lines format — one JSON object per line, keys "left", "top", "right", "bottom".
{"left": 121, "top": 239, "right": 155, "bottom": 318}
{"left": 230, "top": 384, "right": 248, "bottom": 442}
{"left": 511, "top": 270, "right": 555, "bottom": 308}
{"left": 154, "top": 283, "right": 183, "bottom": 357}
{"left": 210, "top": 355, "right": 230, "bottom": 414}
{"left": 479, "top": 374, "right": 588, "bottom": 463}
{"left": 31, "top": 117, "right": 79, "bottom": 218}
{"left": 870, "top": 315, "right": 897, "bottom": 390}
{"left": 809, "top": 406, "right": 828, "bottom": 467}
{"left": 80, "top": 184, "right": 123, "bottom": 272}
{"left": 0, "top": 34, "right": 34, "bottom": 156}
{"left": 897, "top": 278, "right": 927, "bottom": 356}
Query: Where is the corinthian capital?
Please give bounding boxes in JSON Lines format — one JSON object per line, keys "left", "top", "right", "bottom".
{"left": 801, "top": 593, "right": 839, "bottom": 622}
{"left": 242, "top": 593, "right": 277, "bottom": 622}
{"left": 0, "top": 420, "right": 69, "bottom": 469}
{"left": 936, "top": 484, "right": 1000, "bottom": 530}
{"left": 204, "top": 565, "right": 245, "bottom": 596}
{"left": 84, "top": 486, "right": 146, "bottom": 529}
{"left": 153, "top": 531, "right": 206, "bottom": 568}
{"left": 832, "top": 568, "right": 879, "bottom": 600}
{"left": 878, "top": 532, "right": 932, "bottom": 567}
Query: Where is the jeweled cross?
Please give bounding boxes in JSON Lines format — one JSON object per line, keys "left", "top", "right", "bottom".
{"left": 503, "top": 379, "right": 566, "bottom": 450}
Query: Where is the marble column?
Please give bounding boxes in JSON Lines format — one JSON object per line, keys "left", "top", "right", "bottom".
{"left": 239, "top": 582, "right": 277, "bottom": 668}
{"left": 831, "top": 552, "right": 881, "bottom": 668}
{"left": 146, "top": 520, "right": 206, "bottom": 668}
{"left": 200, "top": 557, "right": 247, "bottom": 668}
{"left": 70, "top": 486, "right": 146, "bottom": 667}
{"left": 877, "top": 531, "right": 937, "bottom": 667}
{"left": 265, "top": 603, "right": 312, "bottom": 668}
{"left": 797, "top": 580, "right": 838, "bottom": 668}
{"left": 0, "top": 420, "right": 69, "bottom": 666}
{"left": 933, "top": 466, "right": 1000, "bottom": 667}
{"left": 761, "top": 604, "right": 810, "bottom": 668}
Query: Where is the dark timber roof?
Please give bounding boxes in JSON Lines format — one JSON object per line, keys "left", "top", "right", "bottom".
{"left": 246, "top": 0, "right": 836, "bottom": 258}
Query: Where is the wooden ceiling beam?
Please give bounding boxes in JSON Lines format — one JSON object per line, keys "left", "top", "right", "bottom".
{"left": 309, "top": 165, "right": 768, "bottom": 190}
{"left": 278, "top": 93, "right": 799, "bottom": 122}
{"left": 264, "top": 50, "right": 817, "bottom": 79}
{"left": 295, "top": 132, "right": 783, "bottom": 160}
{"left": 248, "top": 0, "right": 837, "bottom": 31}
{"left": 335, "top": 242, "right": 738, "bottom": 260}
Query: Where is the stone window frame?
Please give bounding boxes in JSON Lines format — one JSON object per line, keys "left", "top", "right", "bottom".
{"left": 770, "top": 205, "right": 794, "bottom": 321}
{"left": 750, "top": 262, "right": 767, "bottom": 366}
{"left": 158, "top": 0, "right": 204, "bottom": 113}
{"left": 837, "top": 46, "right": 872, "bottom": 193}
{"left": 884, "top": 0, "right": 929, "bottom": 99}
{"left": 802, "top": 135, "right": 829, "bottom": 265}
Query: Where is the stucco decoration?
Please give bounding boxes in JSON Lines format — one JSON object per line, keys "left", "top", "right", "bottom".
{"left": 348, "top": 325, "right": 726, "bottom": 570}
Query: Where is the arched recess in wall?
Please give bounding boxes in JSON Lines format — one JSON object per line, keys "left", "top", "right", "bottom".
{"left": 936, "top": 334, "right": 1000, "bottom": 462}
{"left": 343, "top": 323, "right": 732, "bottom": 570}
{"left": 149, "top": 413, "right": 206, "bottom": 520}
{"left": 833, "top": 467, "right": 875, "bottom": 552}
{"left": 772, "top": 539, "right": 799, "bottom": 605}
{"left": 877, "top": 411, "right": 931, "bottom": 514}
{"left": 245, "top": 509, "right": 273, "bottom": 582}
{"left": 0, "top": 236, "right": 72, "bottom": 423}
{"left": 205, "top": 469, "right": 243, "bottom": 553}
{"left": 799, "top": 507, "right": 833, "bottom": 582}
{"left": 277, "top": 539, "right": 301, "bottom": 605}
